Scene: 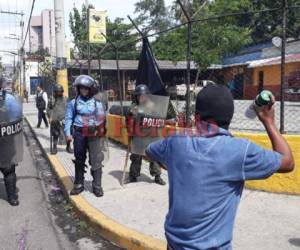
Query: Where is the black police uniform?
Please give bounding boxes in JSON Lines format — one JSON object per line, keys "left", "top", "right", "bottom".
{"left": 128, "top": 84, "right": 166, "bottom": 185}
{"left": 47, "top": 84, "right": 72, "bottom": 154}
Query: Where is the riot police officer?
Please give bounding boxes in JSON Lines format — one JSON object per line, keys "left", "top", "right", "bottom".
{"left": 0, "top": 77, "right": 23, "bottom": 206}
{"left": 128, "top": 84, "right": 166, "bottom": 185}
{"left": 64, "top": 75, "right": 106, "bottom": 197}
{"left": 47, "top": 84, "right": 73, "bottom": 154}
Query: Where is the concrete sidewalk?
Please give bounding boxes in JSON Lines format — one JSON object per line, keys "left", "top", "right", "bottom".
{"left": 24, "top": 101, "right": 300, "bottom": 250}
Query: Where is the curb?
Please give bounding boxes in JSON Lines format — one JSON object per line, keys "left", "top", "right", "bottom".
{"left": 24, "top": 117, "right": 167, "bottom": 250}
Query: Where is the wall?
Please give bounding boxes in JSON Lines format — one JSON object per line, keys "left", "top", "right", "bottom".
{"left": 30, "top": 16, "right": 42, "bottom": 52}
{"left": 41, "top": 10, "right": 56, "bottom": 56}
{"left": 244, "top": 62, "right": 300, "bottom": 99}
{"left": 25, "top": 61, "right": 39, "bottom": 94}
{"left": 252, "top": 62, "right": 300, "bottom": 87}
{"left": 234, "top": 132, "right": 300, "bottom": 195}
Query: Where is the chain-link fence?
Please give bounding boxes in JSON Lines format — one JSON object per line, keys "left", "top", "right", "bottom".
{"left": 66, "top": 1, "right": 300, "bottom": 134}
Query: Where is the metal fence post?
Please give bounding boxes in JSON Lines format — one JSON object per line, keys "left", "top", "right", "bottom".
{"left": 101, "top": 33, "right": 124, "bottom": 115}
{"left": 177, "top": 0, "right": 192, "bottom": 125}
{"left": 280, "top": 0, "right": 287, "bottom": 134}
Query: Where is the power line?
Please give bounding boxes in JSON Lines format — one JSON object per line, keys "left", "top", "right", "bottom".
{"left": 0, "top": 10, "right": 23, "bottom": 15}
{"left": 22, "top": 0, "right": 36, "bottom": 49}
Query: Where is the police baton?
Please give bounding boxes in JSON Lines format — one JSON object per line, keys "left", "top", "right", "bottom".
{"left": 121, "top": 136, "right": 131, "bottom": 186}
{"left": 50, "top": 123, "right": 53, "bottom": 153}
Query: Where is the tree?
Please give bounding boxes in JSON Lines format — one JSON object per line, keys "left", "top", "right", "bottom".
{"left": 69, "top": 4, "right": 139, "bottom": 60}
{"left": 69, "top": 4, "right": 93, "bottom": 58}
{"left": 152, "top": 27, "right": 186, "bottom": 62}
{"left": 103, "top": 18, "right": 140, "bottom": 60}
{"left": 39, "top": 57, "right": 56, "bottom": 87}
{"left": 206, "top": 0, "right": 300, "bottom": 43}
{"left": 134, "top": 0, "right": 171, "bottom": 33}
{"left": 153, "top": 0, "right": 251, "bottom": 69}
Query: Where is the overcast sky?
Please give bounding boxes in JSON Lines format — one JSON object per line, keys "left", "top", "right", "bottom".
{"left": 0, "top": 0, "right": 174, "bottom": 64}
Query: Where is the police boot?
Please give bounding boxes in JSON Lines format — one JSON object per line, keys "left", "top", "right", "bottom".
{"left": 91, "top": 168, "right": 104, "bottom": 197}
{"left": 154, "top": 175, "right": 166, "bottom": 186}
{"left": 66, "top": 141, "right": 74, "bottom": 154}
{"left": 129, "top": 175, "right": 137, "bottom": 183}
{"left": 51, "top": 137, "right": 58, "bottom": 155}
{"left": 70, "top": 160, "right": 85, "bottom": 195}
{"left": 3, "top": 166, "right": 19, "bottom": 206}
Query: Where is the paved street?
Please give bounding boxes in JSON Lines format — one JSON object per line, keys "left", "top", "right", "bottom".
{"left": 23, "top": 100, "right": 300, "bottom": 249}
{"left": 0, "top": 119, "right": 120, "bottom": 250}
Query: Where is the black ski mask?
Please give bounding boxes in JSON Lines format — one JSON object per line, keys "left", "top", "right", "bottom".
{"left": 195, "top": 83, "right": 234, "bottom": 130}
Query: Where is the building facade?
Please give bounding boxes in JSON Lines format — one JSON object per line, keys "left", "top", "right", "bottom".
{"left": 29, "top": 10, "right": 56, "bottom": 57}
{"left": 210, "top": 40, "right": 300, "bottom": 100}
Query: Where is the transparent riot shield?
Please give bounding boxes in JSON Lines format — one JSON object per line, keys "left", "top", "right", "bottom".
{"left": 94, "top": 91, "right": 109, "bottom": 111}
{"left": 0, "top": 92, "right": 23, "bottom": 166}
{"left": 130, "top": 94, "right": 170, "bottom": 156}
{"left": 80, "top": 99, "right": 109, "bottom": 164}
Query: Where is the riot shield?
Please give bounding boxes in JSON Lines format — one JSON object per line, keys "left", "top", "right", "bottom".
{"left": 130, "top": 94, "right": 170, "bottom": 156}
{"left": 0, "top": 92, "right": 23, "bottom": 166}
{"left": 94, "top": 91, "right": 109, "bottom": 111}
{"left": 80, "top": 99, "right": 109, "bottom": 164}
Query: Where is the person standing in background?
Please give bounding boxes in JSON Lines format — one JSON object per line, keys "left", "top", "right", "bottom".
{"left": 47, "top": 84, "right": 73, "bottom": 154}
{"left": 23, "top": 89, "right": 29, "bottom": 103}
{"left": 36, "top": 85, "right": 49, "bottom": 128}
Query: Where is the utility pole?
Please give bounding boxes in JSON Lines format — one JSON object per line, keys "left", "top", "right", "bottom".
{"left": 177, "top": 0, "right": 192, "bottom": 125}
{"left": 54, "top": 0, "right": 68, "bottom": 97}
{"left": 20, "top": 17, "right": 25, "bottom": 95}
{"left": 86, "top": 0, "right": 91, "bottom": 75}
{"left": 280, "top": 0, "right": 287, "bottom": 134}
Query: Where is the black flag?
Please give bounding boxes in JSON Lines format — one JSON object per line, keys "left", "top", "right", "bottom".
{"left": 136, "top": 38, "right": 166, "bottom": 95}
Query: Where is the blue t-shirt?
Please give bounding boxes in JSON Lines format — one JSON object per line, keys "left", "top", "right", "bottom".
{"left": 146, "top": 129, "right": 281, "bottom": 250}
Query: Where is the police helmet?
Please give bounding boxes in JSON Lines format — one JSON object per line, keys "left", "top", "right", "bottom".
{"left": 133, "top": 84, "right": 150, "bottom": 96}
{"left": 54, "top": 84, "right": 64, "bottom": 93}
{"left": 73, "top": 75, "right": 95, "bottom": 89}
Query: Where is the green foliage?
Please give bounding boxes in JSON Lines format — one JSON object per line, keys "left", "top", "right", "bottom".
{"left": 152, "top": 27, "right": 186, "bottom": 62}
{"left": 26, "top": 48, "right": 50, "bottom": 58}
{"left": 69, "top": 0, "right": 300, "bottom": 69}
{"left": 103, "top": 18, "right": 139, "bottom": 60}
{"left": 206, "top": 0, "right": 300, "bottom": 42}
{"left": 69, "top": 4, "right": 90, "bottom": 56}
{"left": 69, "top": 5, "right": 139, "bottom": 60}
{"left": 39, "top": 58, "right": 55, "bottom": 85}
{"left": 192, "top": 22, "right": 251, "bottom": 69}
{"left": 134, "top": 0, "right": 171, "bottom": 33}
{"left": 153, "top": 0, "right": 252, "bottom": 69}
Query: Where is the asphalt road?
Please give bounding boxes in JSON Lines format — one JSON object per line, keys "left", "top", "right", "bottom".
{"left": 0, "top": 122, "right": 121, "bottom": 250}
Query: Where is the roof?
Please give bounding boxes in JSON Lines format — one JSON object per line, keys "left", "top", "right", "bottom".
{"left": 67, "top": 59, "right": 197, "bottom": 71}
{"left": 219, "top": 40, "right": 300, "bottom": 69}
{"left": 222, "top": 51, "right": 262, "bottom": 66}
{"left": 248, "top": 53, "right": 300, "bottom": 68}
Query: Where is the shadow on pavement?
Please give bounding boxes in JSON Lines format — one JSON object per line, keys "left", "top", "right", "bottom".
{"left": 108, "top": 170, "right": 154, "bottom": 185}
{"left": 289, "top": 238, "right": 300, "bottom": 247}
{"left": 0, "top": 179, "right": 20, "bottom": 202}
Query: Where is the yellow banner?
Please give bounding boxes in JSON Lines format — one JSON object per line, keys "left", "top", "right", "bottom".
{"left": 89, "top": 9, "right": 107, "bottom": 44}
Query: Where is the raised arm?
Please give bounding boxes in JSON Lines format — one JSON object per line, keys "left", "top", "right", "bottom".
{"left": 255, "top": 96, "right": 294, "bottom": 173}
